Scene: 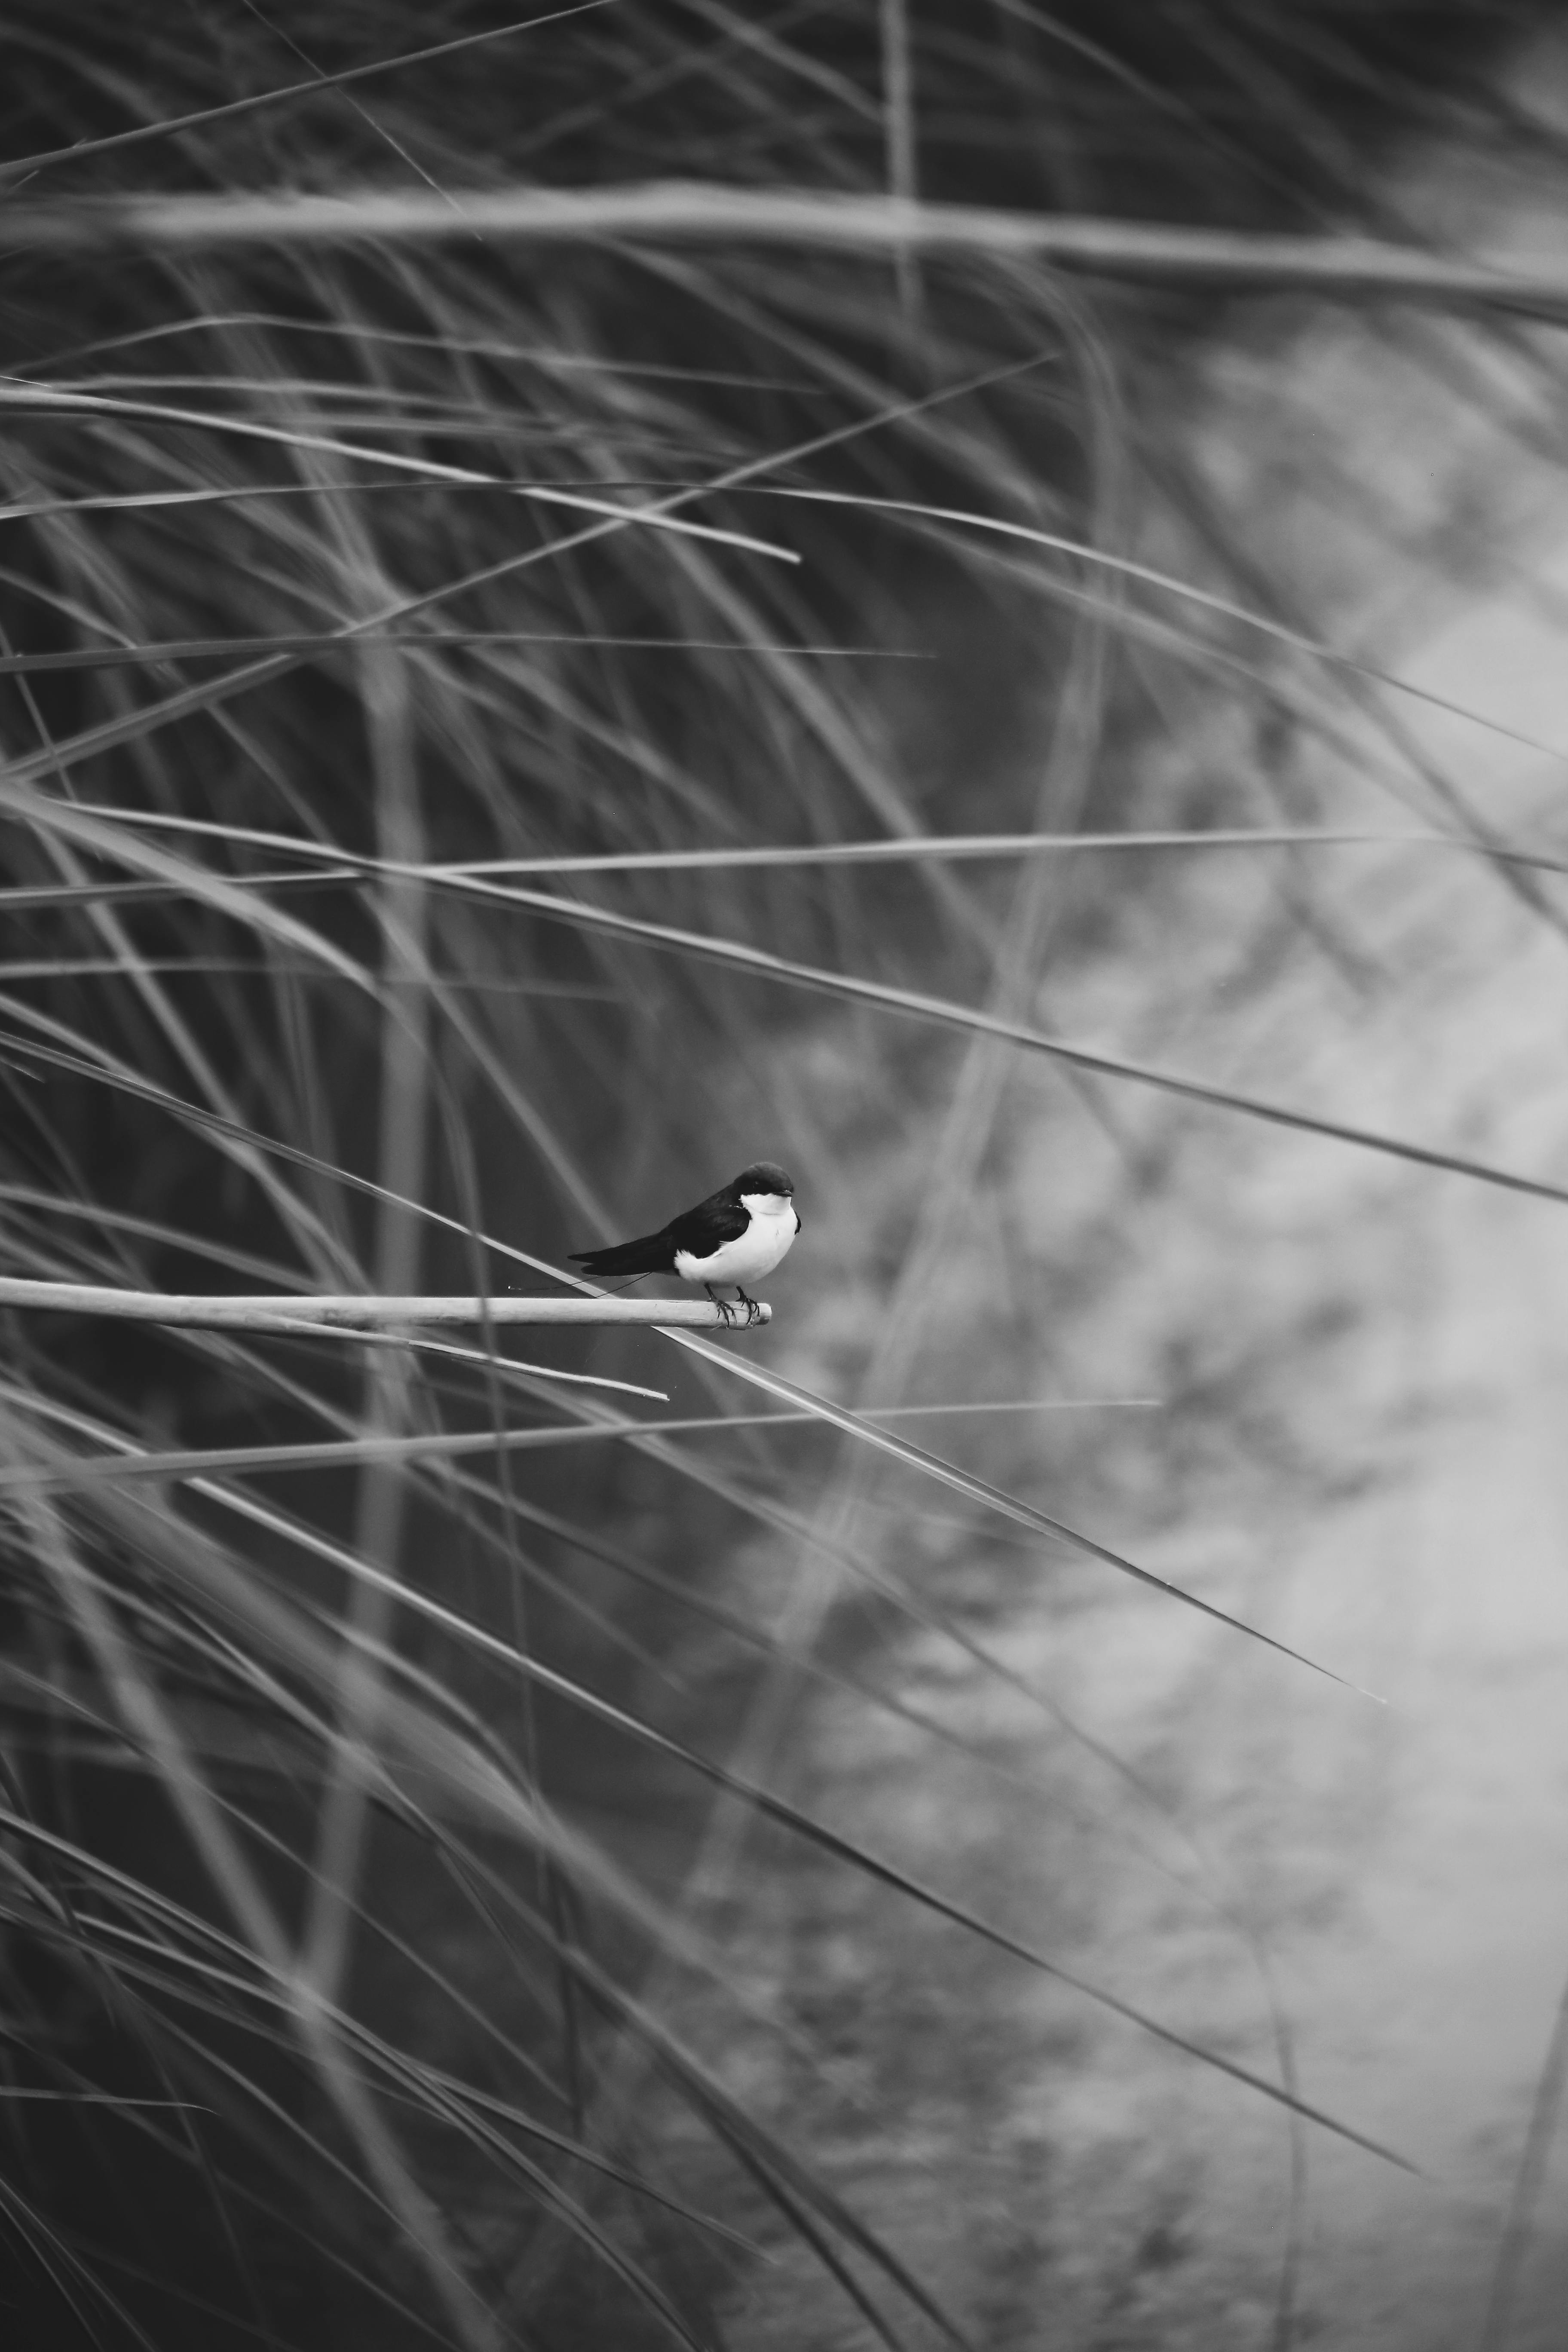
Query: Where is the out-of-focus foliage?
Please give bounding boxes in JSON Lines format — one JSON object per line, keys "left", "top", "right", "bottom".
{"left": 1, "top": 6, "right": 1564, "bottom": 2349}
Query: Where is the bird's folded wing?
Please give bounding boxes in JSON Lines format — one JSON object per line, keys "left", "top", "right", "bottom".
{"left": 667, "top": 1191, "right": 750, "bottom": 1258}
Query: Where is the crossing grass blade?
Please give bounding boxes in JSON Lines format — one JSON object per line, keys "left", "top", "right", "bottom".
{"left": 408, "top": 875, "right": 1568, "bottom": 1212}
{"left": 51, "top": 796, "right": 1568, "bottom": 876}
{"left": 0, "top": 7, "right": 616, "bottom": 182}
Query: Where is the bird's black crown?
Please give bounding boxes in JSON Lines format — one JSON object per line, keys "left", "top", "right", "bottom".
{"left": 733, "top": 1161, "right": 794, "bottom": 1196}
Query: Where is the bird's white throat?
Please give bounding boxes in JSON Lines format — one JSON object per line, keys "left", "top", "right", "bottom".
{"left": 740, "top": 1191, "right": 793, "bottom": 1221}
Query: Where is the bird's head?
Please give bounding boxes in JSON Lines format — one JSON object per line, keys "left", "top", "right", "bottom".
{"left": 733, "top": 1161, "right": 794, "bottom": 1203}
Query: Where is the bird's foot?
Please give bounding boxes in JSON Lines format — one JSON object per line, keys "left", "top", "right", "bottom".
{"left": 735, "top": 1288, "right": 762, "bottom": 1326}
{"left": 705, "top": 1286, "right": 739, "bottom": 1327}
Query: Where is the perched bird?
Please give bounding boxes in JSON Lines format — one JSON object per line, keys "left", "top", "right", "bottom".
{"left": 570, "top": 1162, "right": 800, "bottom": 1323}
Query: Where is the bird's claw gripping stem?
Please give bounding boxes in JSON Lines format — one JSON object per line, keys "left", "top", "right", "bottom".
{"left": 705, "top": 1287, "right": 766, "bottom": 1328}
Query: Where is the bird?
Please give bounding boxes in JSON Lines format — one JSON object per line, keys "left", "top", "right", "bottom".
{"left": 569, "top": 1162, "right": 800, "bottom": 1324}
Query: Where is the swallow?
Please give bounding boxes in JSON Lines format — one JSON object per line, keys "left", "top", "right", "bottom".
{"left": 570, "top": 1161, "right": 800, "bottom": 1324}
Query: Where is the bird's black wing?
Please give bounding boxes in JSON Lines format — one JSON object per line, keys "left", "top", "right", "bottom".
{"left": 665, "top": 1186, "right": 749, "bottom": 1260}
{"left": 567, "top": 1227, "right": 677, "bottom": 1277}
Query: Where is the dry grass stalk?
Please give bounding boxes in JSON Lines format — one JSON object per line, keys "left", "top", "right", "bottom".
{"left": 0, "top": 182, "right": 1565, "bottom": 317}
{"left": 0, "top": 1281, "right": 769, "bottom": 1327}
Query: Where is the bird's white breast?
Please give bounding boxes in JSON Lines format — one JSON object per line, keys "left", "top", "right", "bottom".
{"left": 673, "top": 1191, "right": 799, "bottom": 1287}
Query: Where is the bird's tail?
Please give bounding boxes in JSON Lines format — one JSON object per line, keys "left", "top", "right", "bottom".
{"left": 568, "top": 1232, "right": 674, "bottom": 1278}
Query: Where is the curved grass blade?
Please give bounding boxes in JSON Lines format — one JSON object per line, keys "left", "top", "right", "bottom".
{"left": 0, "top": 5, "right": 619, "bottom": 182}
{"left": 17, "top": 308, "right": 816, "bottom": 386}
{"left": 433, "top": 876, "right": 1568, "bottom": 1213}
{"left": 435, "top": 827, "right": 1568, "bottom": 879}
{"left": 766, "top": 486, "right": 1568, "bottom": 769}
{"left": 66, "top": 799, "right": 1568, "bottom": 879}
{"left": 0, "top": 1408, "right": 1097, "bottom": 1496}
{"left": 1478, "top": 1957, "right": 1568, "bottom": 2352}
{"left": 0, "top": 184, "right": 1564, "bottom": 318}
{"left": 0, "top": 629, "right": 918, "bottom": 672}
{"left": 0, "top": 795, "right": 369, "bottom": 988}
{"left": 0, "top": 383, "right": 796, "bottom": 564}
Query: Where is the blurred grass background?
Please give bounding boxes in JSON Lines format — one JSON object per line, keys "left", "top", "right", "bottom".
{"left": 5, "top": 4, "right": 1568, "bottom": 2347}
